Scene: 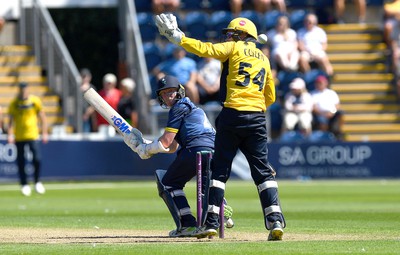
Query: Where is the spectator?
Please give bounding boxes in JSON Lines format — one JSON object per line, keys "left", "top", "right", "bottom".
{"left": 311, "top": 75, "right": 344, "bottom": 139}
{"left": 0, "top": 17, "right": 5, "bottom": 34}
{"left": 230, "top": 0, "right": 286, "bottom": 16}
{"left": 384, "top": 0, "right": 400, "bottom": 46}
{"left": 152, "top": 0, "right": 180, "bottom": 14}
{"left": 334, "top": 0, "right": 366, "bottom": 24}
{"left": 282, "top": 78, "right": 313, "bottom": 136}
{"left": 117, "top": 78, "right": 138, "bottom": 128}
{"left": 195, "top": 57, "right": 221, "bottom": 105}
{"left": 94, "top": 73, "right": 121, "bottom": 132}
{"left": 80, "top": 68, "right": 96, "bottom": 133}
{"left": 267, "top": 15, "right": 300, "bottom": 71}
{"left": 297, "top": 13, "right": 334, "bottom": 77}
{"left": 7, "top": 82, "right": 48, "bottom": 196}
{"left": 152, "top": 46, "right": 198, "bottom": 103}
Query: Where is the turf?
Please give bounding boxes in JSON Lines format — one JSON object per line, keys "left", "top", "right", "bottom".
{"left": 0, "top": 180, "right": 399, "bottom": 254}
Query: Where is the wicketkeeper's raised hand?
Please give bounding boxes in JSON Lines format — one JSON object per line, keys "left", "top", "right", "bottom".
{"left": 155, "top": 13, "right": 184, "bottom": 44}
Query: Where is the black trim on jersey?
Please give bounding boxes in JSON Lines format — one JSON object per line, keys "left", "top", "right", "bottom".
{"left": 219, "top": 59, "right": 229, "bottom": 105}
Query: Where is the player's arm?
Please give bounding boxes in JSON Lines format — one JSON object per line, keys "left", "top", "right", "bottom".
{"left": 159, "top": 130, "right": 179, "bottom": 153}
{"left": 180, "top": 37, "right": 232, "bottom": 61}
{"left": 264, "top": 64, "right": 276, "bottom": 108}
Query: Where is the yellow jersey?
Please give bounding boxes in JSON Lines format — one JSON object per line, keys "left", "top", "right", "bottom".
{"left": 180, "top": 37, "right": 275, "bottom": 112}
{"left": 8, "top": 95, "right": 43, "bottom": 141}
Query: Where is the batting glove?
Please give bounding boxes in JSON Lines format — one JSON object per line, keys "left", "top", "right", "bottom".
{"left": 123, "top": 131, "right": 141, "bottom": 152}
{"left": 155, "top": 13, "right": 184, "bottom": 44}
{"left": 136, "top": 143, "right": 153, "bottom": 160}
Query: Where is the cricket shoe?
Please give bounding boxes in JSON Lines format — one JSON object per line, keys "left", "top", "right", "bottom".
{"left": 268, "top": 221, "right": 284, "bottom": 241}
{"left": 35, "top": 182, "right": 46, "bottom": 194}
{"left": 169, "top": 226, "right": 197, "bottom": 237}
{"left": 194, "top": 226, "right": 218, "bottom": 239}
{"left": 223, "top": 204, "right": 234, "bottom": 228}
{"left": 21, "top": 185, "right": 31, "bottom": 196}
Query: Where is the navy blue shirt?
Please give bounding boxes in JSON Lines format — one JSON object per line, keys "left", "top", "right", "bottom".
{"left": 165, "top": 97, "right": 215, "bottom": 149}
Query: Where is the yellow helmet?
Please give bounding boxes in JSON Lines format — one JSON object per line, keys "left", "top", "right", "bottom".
{"left": 223, "top": 17, "right": 258, "bottom": 39}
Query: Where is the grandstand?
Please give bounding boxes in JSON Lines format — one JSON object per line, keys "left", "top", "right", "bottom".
{"left": 0, "top": 0, "right": 398, "bottom": 142}
{"left": 137, "top": 0, "right": 400, "bottom": 142}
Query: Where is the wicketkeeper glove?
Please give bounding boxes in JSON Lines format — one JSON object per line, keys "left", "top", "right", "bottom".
{"left": 155, "top": 13, "right": 184, "bottom": 45}
{"left": 136, "top": 140, "right": 170, "bottom": 160}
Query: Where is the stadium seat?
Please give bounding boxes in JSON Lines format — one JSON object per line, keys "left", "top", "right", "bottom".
{"left": 239, "top": 10, "right": 262, "bottom": 32}
{"left": 269, "top": 102, "right": 283, "bottom": 135}
{"left": 279, "top": 130, "right": 306, "bottom": 143}
{"left": 136, "top": 12, "right": 158, "bottom": 42}
{"left": 181, "top": 0, "right": 205, "bottom": 10}
{"left": 208, "top": 0, "right": 231, "bottom": 11}
{"left": 263, "top": 10, "right": 285, "bottom": 32}
{"left": 289, "top": 9, "right": 308, "bottom": 31}
{"left": 209, "top": 11, "right": 233, "bottom": 39}
{"left": 183, "top": 11, "right": 210, "bottom": 40}
{"left": 163, "top": 43, "right": 178, "bottom": 60}
{"left": 276, "top": 70, "right": 302, "bottom": 98}
{"left": 134, "top": 0, "right": 152, "bottom": 12}
{"left": 143, "top": 42, "right": 162, "bottom": 71}
{"left": 307, "top": 131, "right": 337, "bottom": 142}
{"left": 302, "top": 69, "right": 328, "bottom": 91}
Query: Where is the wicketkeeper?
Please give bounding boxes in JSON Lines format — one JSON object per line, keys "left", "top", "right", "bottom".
{"left": 124, "top": 75, "right": 233, "bottom": 237}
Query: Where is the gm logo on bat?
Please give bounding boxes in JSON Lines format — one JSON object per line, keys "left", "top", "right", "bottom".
{"left": 111, "top": 115, "right": 131, "bottom": 134}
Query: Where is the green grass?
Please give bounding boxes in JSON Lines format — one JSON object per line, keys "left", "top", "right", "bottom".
{"left": 0, "top": 180, "right": 399, "bottom": 254}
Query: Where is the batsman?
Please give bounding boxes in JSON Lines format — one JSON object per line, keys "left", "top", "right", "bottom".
{"left": 153, "top": 14, "right": 286, "bottom": 240}
{"left": 124, "top": 75, "right": 233, "bottom": 237}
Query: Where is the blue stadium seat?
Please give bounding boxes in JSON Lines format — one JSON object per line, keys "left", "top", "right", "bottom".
{"left": 276, "top": 70, "right": 302, "bottom": 97}
{"left": 239, "top": 10, "right": 262, "bottom": 32}
{"left": 163, "top": 43, "right": 178, "bottom": 60}
{"left": 302, "top": 69, "right": 328, "bottom": 91}
{"left": 143, "top": 42, "right": 162, "bottom": 71}
{"left": 184, "top": 11, "right": 210, "bottom": 40}
{"left": 209, "top": 0, "right": 231, "bottom": 11}
{"left": 181, "top": 0, "right": 205, "bottom": 10}
{"left": 289, "top": 9, "right": 308, "bottom": 31}
{"left": 285, "top": 0, "right": 333, "bottom": 8}
{"left": 366, "top": 0, "right": 384, "bottom": 6}
{"left": 263, "top": 10, "right": 285, "bottom": 32}
{"left": 307, "top": 131, "right": 337, "bottom": 142}
{"left": 209, "top": 11, "right": 233, "bottom": 38}
{"left": 269, "top": 102, "right": 283, "bottom": 133}
{"left": 134, "top": 0, "right": 152, "bottom": 12}
{"left": 136, "top": 12, "right": 158, "bottom": 42}
{"left": 279, "top": 131, "right": 306, "bottom": 143}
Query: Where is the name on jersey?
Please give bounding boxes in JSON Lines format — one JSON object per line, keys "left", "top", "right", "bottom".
{"left": 243, "top": 49, "right": 265, "bottom": 61}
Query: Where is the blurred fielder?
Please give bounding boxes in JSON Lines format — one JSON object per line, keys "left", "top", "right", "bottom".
{"left": 153, "top": 14, "right": 286, "bottom": 240}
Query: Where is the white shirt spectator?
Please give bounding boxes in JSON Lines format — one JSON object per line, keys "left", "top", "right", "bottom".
{"left": 311, "top": 87, "right": 340, "bottom": 114}
{"left": 297, "top": 26, "right": 327, "bottom": 53}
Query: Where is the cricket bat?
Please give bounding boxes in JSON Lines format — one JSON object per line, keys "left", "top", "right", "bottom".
{"left": 83, "top": 87, "right": 144, "bottom": 144}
